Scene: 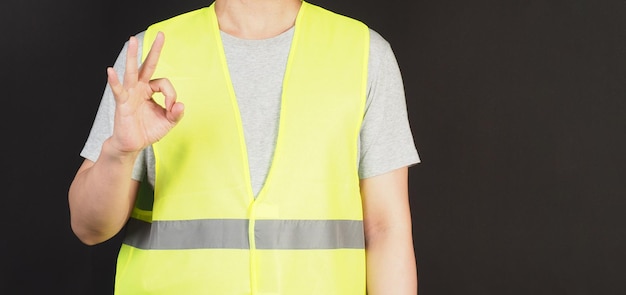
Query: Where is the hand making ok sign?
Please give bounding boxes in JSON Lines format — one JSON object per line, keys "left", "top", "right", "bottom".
{"left": 106, "top": 31, "right": 185, "bottom": 155}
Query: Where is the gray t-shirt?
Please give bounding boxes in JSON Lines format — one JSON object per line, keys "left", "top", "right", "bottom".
{"left": 81, "top": 27, "right": 420, "bottom": 196}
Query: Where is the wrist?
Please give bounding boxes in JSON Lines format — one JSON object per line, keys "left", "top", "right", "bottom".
{"left": 101, "top": 138, "right": 141, "bottom": 164}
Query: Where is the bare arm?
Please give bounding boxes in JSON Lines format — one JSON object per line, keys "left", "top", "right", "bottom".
{"left": 68, "top": 32, "right": 184, "bottom": 245}
{"left": 361, "top": 166, "right": 418, "bottom": 294}
{"left": 69, "top": 152, "right": 140, "bottom": 245}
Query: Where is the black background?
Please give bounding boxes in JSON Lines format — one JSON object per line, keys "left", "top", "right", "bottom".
{"left": 2, "top": 0, "right": 625, "bottom": 294}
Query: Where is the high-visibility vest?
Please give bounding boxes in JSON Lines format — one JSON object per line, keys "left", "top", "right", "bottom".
{"left": 114, "top": 2, "right": 370, "bottom": 294}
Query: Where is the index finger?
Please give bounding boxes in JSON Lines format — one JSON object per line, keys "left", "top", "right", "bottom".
{"left": 138, "top": 31, "right": 165, "bottom": 83}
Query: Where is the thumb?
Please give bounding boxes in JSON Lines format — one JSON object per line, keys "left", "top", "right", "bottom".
{"left": 167, "top": 102, "right": 185, "bottom": 124}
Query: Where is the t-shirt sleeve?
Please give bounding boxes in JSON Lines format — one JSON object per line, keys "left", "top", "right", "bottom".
{"left": 79, "top": 32, "right": 147, "bottom": 181}
{"left": 358, "top": 29, "right": 421, "bottom": 179}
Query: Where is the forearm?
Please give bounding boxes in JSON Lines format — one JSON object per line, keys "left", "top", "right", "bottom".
{"left": 68, "top": 138, "right": 140, "bottom": 245}
{"left": 365, "top": 224, "right": 418, "bottom": 294}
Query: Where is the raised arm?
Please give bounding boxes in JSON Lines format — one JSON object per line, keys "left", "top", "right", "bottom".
{"left": 361, "top": 166, "right": 418, "bottom": 294}
{"left": 68, "top": 32, "right": 184, "bottom": 245}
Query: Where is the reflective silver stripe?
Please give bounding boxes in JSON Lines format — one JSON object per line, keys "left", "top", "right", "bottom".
{"left": 124, "top": 218, "right": 249, "bottom": 249}
{"left": 124, "top": 218, "right": 364, "bottom": 250}
{"left": 255, "top": 219, "right": 364, "bottom": 249}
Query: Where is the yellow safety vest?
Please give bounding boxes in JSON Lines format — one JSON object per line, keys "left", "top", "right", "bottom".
{"left": 115, "top": 2, "right": 369, "bottom": 294}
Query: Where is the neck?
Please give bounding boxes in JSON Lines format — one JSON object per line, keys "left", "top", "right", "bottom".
{"left": 215, "top": 0, "right": 302, "bottom": 39}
